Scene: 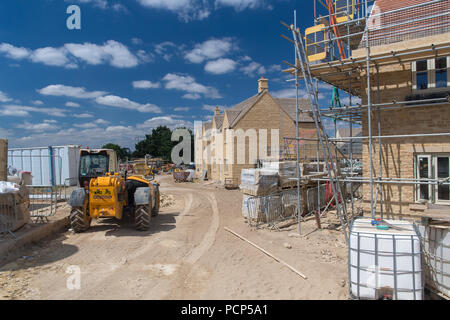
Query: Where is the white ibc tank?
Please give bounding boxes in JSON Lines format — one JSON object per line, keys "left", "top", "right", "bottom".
{"left": 349, "top": 218, "right": 423, "bottom": 300}
{"left": 418, "top": 224, "right": 450, "bottom": 299}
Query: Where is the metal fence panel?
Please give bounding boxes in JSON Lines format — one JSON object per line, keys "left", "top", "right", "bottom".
{"left": 0, "top": 193, "right": 18, "bottom": 238}
{"left": 306, "top": 184, "right": 327, "bottom": 213}
{"left": 281, "top": 189, "right": 300, "bottom": 219}
{"left": 245, "top": 189, "right": 302, "bottom": 228}
{"left": 28, "top": 185, "right": 60, "bottom": 221}
{"left": 6, "top": 154, "right": 63, "bottom": 222}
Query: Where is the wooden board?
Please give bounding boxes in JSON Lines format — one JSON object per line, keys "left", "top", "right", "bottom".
{"left": 423, "top": 209, "right": 450, "bottom": 218}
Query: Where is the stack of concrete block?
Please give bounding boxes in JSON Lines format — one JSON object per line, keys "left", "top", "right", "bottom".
{"left": 262, "top": 161, "right": 298, "bottom": 188}
{"left": 0, "top": 184, "right": 30, "bottom": 231}
{"left": 239, "top": 168, "right": 279, "bottom": 196}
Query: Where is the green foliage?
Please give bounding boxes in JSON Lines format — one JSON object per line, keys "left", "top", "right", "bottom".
{"left": 133, "top": 126, "right": 194, "bottom": 162}
{"left": 101, "top": 143, "right": 131, "bottom": 162}
{"left": 133, "top": 126, "right": 174, "bottom": 160}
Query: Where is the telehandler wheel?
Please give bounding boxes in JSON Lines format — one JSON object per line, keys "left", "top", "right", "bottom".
{"left": 151, "top": 190, "right": 160, "bottom": 217}
{"left": 70, "top": 208, "right": 91, "bottom": 233}
{"left": 135, "top": 205, "right": 151, "bottom": 231}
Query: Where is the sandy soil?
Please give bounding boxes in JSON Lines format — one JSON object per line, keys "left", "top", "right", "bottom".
{"left": 0, "top": 174, "right": 349, "bottom": 300}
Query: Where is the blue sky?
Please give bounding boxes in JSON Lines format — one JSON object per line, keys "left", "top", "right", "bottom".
{"left": 0, "top": 0, "right": 353, "bottom": 149}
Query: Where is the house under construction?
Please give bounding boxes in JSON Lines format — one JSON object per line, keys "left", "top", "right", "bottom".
{"left": 282, "top": 0, "right": 450, "bottom": 240}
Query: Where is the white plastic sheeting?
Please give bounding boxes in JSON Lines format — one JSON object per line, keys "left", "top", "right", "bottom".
{"left": 0, "top": 181, "right": 19, "bottom": 193}
{"left": 185, "top": 169, "right": 195, "bottom": 182}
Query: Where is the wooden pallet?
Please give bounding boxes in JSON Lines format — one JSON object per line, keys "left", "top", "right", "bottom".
{"left": 280, "top": 180, "right": 299, "bottom": 189}
{"left": 224, "top": 178, "right": 239, "bottom": 190}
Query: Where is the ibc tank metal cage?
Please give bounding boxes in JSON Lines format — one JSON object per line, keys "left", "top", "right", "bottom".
{"left": 348, "top": 218, "right": 424, "bottom": 300}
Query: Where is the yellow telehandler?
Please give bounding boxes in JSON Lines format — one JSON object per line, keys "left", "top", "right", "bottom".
{"left": 68, "top": 148, "right": 160, "bottom": 232}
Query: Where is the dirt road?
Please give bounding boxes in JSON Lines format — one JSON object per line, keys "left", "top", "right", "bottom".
{"left": 0, "top": 175, "right": 349, "bottom": 300}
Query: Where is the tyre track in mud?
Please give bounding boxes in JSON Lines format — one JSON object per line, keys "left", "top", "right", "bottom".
{"left": 12, "top": 184, "right": 220, "bottom": 299}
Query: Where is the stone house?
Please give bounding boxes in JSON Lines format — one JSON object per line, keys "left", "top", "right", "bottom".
{"left": 194, "top": 77, "right": 319, "bottom": 184}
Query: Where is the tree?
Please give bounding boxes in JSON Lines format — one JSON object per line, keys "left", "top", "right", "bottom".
{"left": 133, "top": 126, "right": 174, "bottom": 160}
{"left": 133, "top": 126, "right": 194, "bottom": 163}
{"left": 102, "top": 143, "right": 131, "bottom": 162}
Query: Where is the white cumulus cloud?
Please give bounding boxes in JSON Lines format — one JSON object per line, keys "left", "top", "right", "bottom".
{"left": 0, "top": 105, "right": 68, "bottom": 117}
{"left": 73, "top": 113, "right": 95, "bottom": 118}
{"left": 95, "top": 95, "right": 162, "bottom": 113}
{"left": 137, "top": 0, "right": 210, "bottom": 22}
{"left": 0, "top": 91, "right": 12, "bottom": 103}
{"left": 241, "top": 61, "right": 266, "bottom": 77}
{"left": 65, "top": 102, "right": 81, "bottom": 108}
{"left": 132, "top": 80, "right": 161, "bottom": 89}
{"left": 185, "top": 38, "right": 236, "bottom": 64}
{"left": 0, "top": 43, "right": 31, "bottom": 60}
{"left": 174, "top": 107, "right": 190, "bottom": 112}
{"left": 137, "top": 116, "right": 193, "bottom": 130}
{"left": 38, "top": 85, "right": 107, "bottom": 99}
{"left": 16, "top": 120, "right": 60, "bottom": 132}
{"left": 0, "top": 40, "right": 140, "bottom": 69}
{"left": 204, "top": 58, "right": 237, "bottom": 74}
{"left": 215, "top": 0, "right": 270, "bottom": 11}
{"left": 64, "top": 40, "right": 139, "bottom": 68}
{"left": 162, "top": 73, "right": 221, "bottom": 99}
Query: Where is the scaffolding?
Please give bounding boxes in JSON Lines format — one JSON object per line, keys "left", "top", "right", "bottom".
{"left": 282, "top": 0, "right": 450, "bottom": 243}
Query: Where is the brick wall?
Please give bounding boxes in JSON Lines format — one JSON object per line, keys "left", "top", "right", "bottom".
{"left": 360, "top": 60, "right": 450, "bottom": 218}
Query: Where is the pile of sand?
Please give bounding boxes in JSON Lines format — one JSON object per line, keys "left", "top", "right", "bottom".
{"left": 160, "top": 193, "right": 175, "bottom": 208}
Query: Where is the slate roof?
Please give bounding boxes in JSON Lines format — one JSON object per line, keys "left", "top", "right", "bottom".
{"left": 222, "top": 91, "right": 315, "bottom": 128}
{"left": 213, "top": 114, "right": 224, "bottom": 130}
{"left": 274, "top": 98, "right": 315, "bottom": 123}
{"left": 226, "top": 93, "right": 263, "bottom": 127}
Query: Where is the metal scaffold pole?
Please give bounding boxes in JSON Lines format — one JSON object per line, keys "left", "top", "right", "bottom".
{"left": 286, "top": 19, "right": 350, "bottom": 243}
{"left": 294, "top": 10, "right": 302, "bottom": 235}
{"left": 364, "top": 0, "right": 375, "bottom": 220}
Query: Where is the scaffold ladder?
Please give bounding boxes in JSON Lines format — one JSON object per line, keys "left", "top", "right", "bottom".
{"left": 288, "top": 22, "right": 350, "bottom": 242}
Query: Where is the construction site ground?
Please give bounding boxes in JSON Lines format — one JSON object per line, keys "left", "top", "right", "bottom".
{"left": 0, "top": 174, "right": 349, "bottom": 300}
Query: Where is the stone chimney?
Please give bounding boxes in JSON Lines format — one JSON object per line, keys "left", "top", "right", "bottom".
{"left": 214, "top": 106, "right": 221, "bottom": 116}
{"left": 258, "top": 76, "right": 268, "bottom": 93}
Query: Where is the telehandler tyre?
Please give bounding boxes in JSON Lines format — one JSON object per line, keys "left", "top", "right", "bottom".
{"left": 70, "top": 208, "right": 91, "bottom": 233}
{"left": 135, "top": 205, "right": 151, "bottom": 231}
{"left": 151, "top": 190, "right": 160, "bottom": 217}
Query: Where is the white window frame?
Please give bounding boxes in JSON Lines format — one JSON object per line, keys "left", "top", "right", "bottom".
{"left": 415, "top": 154, "right": 450, "bottom": 205}
{"left": 415, "top": 154, "right": 432, "bottom": 203}
{"left": 412, "top": 57, "right": 450, "bottom": 92}
{"left": 434, "top": 154, "right": 450, "bottom": 205}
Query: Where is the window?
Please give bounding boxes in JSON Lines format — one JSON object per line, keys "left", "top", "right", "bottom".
{"left": 415, "top": 154, "right": 450, "bottom": 204}
{"left": 436, "top": 156, "right": 450, "bottom": 201}
{"left": 413, "top": 57, "right": 449, "bottom": 91}
{"left": 79, "top": 154, "right": 109, "bottom": 177}
{"left": 435, "top": 58, "right": 447, "bottom": 88}
{"left": 416, "top": 60, "right": 428, "bottom": 90}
